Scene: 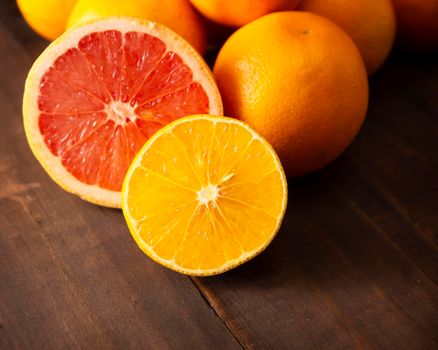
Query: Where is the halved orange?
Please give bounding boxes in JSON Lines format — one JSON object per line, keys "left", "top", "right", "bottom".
{"left": 23, "top": 17, "right": 222, "bottom": 208}
{"left": 122, "top": 115, "right": 288, "bottom": 276}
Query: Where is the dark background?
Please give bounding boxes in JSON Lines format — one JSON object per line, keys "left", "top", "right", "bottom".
{"left": 0, "top": 0, "right": 437, "bottom": 348}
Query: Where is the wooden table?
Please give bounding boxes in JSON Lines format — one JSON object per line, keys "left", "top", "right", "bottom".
{"left": 1, "top": 1, "right": 437, "bottom": 349}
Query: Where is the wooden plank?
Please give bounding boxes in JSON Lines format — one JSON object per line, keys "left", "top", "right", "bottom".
{"left": 0, "top": 3, "right": 241, "bottom": 349}
{"left": 192, "top": 56, "right": 438, "bottom": 349}
{"left": 2, "top": 0, "right": 437, "bottom": 348}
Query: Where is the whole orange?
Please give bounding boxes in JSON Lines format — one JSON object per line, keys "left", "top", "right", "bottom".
{"left": 67, "top": 0, "right": 206, "bottom": 53}
{"left": 188, "top": 0, "right": 301, "bottom": 27}
{"left": 390, "top": 0, "right": 438, "bottom": 51}
{"left": 214, "top": 12, "right": 369, "bottom": 177}
{"left": 17, "top": 0, "right": 77, "bottom": 40}
{"left": 299, "top": 0, "right": 396, "bottom": 75}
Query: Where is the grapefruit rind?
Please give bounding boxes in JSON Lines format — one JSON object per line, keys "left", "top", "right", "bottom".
{"left": 122, "top": 115, "right": 288, "bottom": 276}
{"left": 23, "top": 17, "right": 223, "bottom": 208}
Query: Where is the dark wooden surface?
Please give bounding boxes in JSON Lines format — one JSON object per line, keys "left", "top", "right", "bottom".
{"left": 1, "top": 1, "right": 437, "bottom": 349}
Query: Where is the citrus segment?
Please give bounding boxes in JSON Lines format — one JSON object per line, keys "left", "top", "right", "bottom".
{"left": 122, "top": 115, "right": 287, "bottom": 275}
{"left": 23, "top": 17, "right": 222, "bottom": 207}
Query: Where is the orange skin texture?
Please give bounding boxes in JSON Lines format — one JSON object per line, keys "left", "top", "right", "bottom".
{"left": 67, "top": 0, "right": 206, "bottom": 54}
{"left": 299, "top": 0, "right": 396, "bottom": 75}
{"left": 214, "top": 12, "right": 369, "bottom": 177}
{"left": 17, "top": 0, "right": 77, "bottom": 40}
{"left": 390, "top": 0, "right": 438, "bottom": 51}
{"left": 188, "top": 0, "right": 301, "bottom": 27}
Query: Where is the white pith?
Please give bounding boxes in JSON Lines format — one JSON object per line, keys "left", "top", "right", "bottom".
{"left": 197, "top": 184, "right": 219, "bottom": 206}
{"left": 105, "top": 101, "right": 136, "bottom": 125}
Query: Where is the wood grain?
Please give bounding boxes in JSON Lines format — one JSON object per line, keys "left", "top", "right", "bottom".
{"left": 0, "top": 2, "right": 241, "bottom": 349}
{"left": 0, "top": 0, "right": 437, "bottom": 349}
{"left": 192, "top": 56, "right": 438, "bottom": 349}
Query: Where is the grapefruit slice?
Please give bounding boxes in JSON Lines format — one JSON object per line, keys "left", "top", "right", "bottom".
{"left": 23, "top": 17, "right": 222, "bottom": 208}
{"left": 122, "top": 115, "right": 288, "bottom": 275}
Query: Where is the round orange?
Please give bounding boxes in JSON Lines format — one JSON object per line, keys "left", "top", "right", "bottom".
{"left": 214, "top": 12, "right": 369, "bottom": 177}
{"left": 299, "top": 0, "right": 396, "bottom": 75}
{"left": 188, "top": 0, "right": 301, "bottom": 27}
{"left": 390, "top": 0, "right": 438, "bottom": 51}
{"left": 17, "top": 0, "right": 77, "bottom": 40}
{"left": 67, "top": 0, "right": 206, "bottom": 54}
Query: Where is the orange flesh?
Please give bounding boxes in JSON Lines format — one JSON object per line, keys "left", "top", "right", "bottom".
{"left": 123, "top": 116, "right": 288, "bottom": 274}
{"left": 38, "top": 30, "right": 210, "bottom": 191}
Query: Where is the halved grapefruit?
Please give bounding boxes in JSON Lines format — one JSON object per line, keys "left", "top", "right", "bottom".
{"left": 23, "top": 17, "right": 223, "bottom": 208}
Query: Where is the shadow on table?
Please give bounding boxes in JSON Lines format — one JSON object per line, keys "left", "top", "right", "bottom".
{"left": 201, "top": 147, "right": 427, "bottom": 294}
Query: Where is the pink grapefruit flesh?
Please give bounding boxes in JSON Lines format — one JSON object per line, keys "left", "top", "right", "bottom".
{"left": 23, "top": 17, "right": 223, "bottom": 207}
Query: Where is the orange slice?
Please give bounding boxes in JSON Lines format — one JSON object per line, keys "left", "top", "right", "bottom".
{"left": 23, "top": 17, "right": 222, "bottom": 208}
{"left": 122, "top": 115, "right": 288, "bottom": 275}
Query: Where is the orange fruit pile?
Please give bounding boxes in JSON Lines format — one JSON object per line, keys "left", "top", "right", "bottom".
{"left": 19, "top": 0, "right": 434, "bottom": 274}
